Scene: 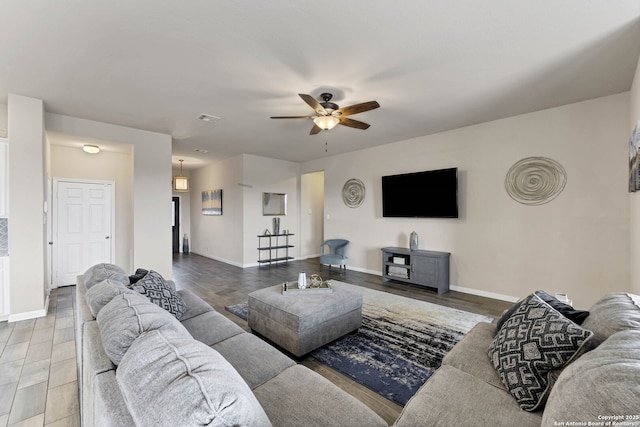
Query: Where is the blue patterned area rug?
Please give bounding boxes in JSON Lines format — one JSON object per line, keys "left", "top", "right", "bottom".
{"left": 225, "top": 283, "right": 493, "bottom": 406}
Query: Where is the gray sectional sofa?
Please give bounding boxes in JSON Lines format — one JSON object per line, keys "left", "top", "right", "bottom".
{"left": 76, "top": 264, "right": 387, "bottom": 427}
{"left": 393, "top": 291, "right": 640, "bottom": 427}
{"left": 76, "top": 263, "right": 640, "bottom": 427}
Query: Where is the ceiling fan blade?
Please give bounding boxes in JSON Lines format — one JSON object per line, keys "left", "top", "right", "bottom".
{"left": 336, "top": 101, "right": 380, "bottom": 117}
{"left": 270, "top": 116, "right": 315, "bottom": 119}
{"left": 309, "top": 124, "right": 323, "bottom": 135}
{"left": 299, "top": 94, "right": 327, "bottom": 115}
{"left": 338, "top": 117, "right": 371, "bottom": 130}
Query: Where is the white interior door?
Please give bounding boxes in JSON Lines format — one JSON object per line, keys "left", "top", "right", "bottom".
{"left": 53, "top": 180, "right": 114, "bottom": 287}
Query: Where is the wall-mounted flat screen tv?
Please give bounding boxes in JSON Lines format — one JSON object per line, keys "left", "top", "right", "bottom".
{"left": 382, "top": 167, "right": 458, "bottom": 218}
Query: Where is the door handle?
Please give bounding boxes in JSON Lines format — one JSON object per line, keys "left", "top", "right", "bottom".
{"left": 105, "top": 236, "right": 110, "bottom": 240}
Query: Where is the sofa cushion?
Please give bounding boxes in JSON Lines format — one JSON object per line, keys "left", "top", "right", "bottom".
{"left": 254, "top": 365, "right": 387, "bottom": 427}
{"left": 542, "top": 330, "right": 640, "bottom": 426}
{"left": 83, "top": 263, "right": 129, "bottom": 289}
{"left": 488, "top": 293, "right": 593, "bottom": 411}
{"left": 85, "top": 279, "right": 136, "bottom": 318}
{"left": 393, "top": 365, "right": 541, "bottom": 427}
{"left": 129, "top": 270, "right": 187, "bottom": 319}
{"left": 178, "top": 289, "right": 215, "bottom": 321}
{"left": 117, "top": 329, "right": 272, "bottom": 427}
{"left": 581, "top": 292, "right": 640, "bottom": 344}
{"left": 212, "top": 333, "right": 296, "bottom": 389}
{"left": 441, "top": 321, "right": 505, "bottom": 390}
{"left": 97, "top": 292, "right": 190, "bottom": 365}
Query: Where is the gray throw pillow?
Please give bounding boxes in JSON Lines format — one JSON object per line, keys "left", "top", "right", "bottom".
{"left": 581, "top": 292, "right": 640, "bottom": 344}
{"left": 85, "top": 278, "right": 136, "bottom": 317}
{"left": 542, "top": 330, "right": 640, "bottom": 425}
{"left": 97, "top": 292, "right": 190, "bottom": 365}
{"left": 117, "top": 329, "right": 272, "bottom": 427}
{"left": 488, "top": 293, "right": 594, "bottom": 411}
{"left": 130, "top": 270, "right": 187, "bottom": 319}
{"left": 83, "top": 263, "right": 129, "bottom": 289}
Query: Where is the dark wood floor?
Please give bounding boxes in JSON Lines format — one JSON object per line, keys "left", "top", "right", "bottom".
{"left": 171, "top": 253, "right": 511, "bottom": 424}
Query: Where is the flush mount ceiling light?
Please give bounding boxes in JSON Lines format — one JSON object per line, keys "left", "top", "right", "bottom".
{"left": 173, "top": 159, "right": 189, "bottom": 192}
{"left": 82, "top": 144, "right": 100, "bottom": 154}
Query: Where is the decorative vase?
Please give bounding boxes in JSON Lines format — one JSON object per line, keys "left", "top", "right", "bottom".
{"left": 273, "top": 217, "right": 280, "bottom": 235}
{"left": 298, "top": 272, "right": 307, "bottom": 289}
{"left": 409, "top": 231, "right": 419, "bottom": 251}
{"left": 182, "top": 234, "right": 190, "bottom": 254}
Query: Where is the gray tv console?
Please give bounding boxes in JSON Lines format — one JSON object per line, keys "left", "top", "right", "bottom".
{"left": 381, "top": 247, "right": 450, "bottom": 294}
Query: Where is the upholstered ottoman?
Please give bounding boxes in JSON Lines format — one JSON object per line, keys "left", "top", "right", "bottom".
{"left": 248, "top": 281, "right": 362, "bottom": 357}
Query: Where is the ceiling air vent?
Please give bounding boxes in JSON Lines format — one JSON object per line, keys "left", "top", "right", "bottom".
{"left": 197, "top": 113, "right": 220, "bottom": 122}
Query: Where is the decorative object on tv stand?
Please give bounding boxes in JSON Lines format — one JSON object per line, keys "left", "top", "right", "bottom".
{"left": 342, "top": 178, "right": 366, "bottom": 208}
{"left": 298, "top": 272, "right": 307, "bottom": 289}
{"left": 409, "top": 231, "right": 419, "bottom": 251}
{"left": 272, "top": 217, "right": 280, "bottom": 235}
{"left": 505, "top": 157, "right": 567, "bottom": 205}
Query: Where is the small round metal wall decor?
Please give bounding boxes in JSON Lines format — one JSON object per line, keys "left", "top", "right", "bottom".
{"left": 342, "top": 178, "right": 366, "bottom": 208}
{"left": 505, "top": 157, "right": 567, "bottom": 205}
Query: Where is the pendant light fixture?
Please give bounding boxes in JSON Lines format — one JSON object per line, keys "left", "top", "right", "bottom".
{"left": 173, "top": 160, "right": 189, "bottom": 192}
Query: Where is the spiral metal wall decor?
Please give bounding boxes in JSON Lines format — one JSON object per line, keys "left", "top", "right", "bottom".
{"left": 505, "top": 157, "right": 567, "bottom": 205}
{"left": 342, "top": 178, "right": 366, "bottom": 208}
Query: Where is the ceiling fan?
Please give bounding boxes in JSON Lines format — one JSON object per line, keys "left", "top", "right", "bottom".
{"left": 270, "top": 93, "right": 380, "bottom": 135}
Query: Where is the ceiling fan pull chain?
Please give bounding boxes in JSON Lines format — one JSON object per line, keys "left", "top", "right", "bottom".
{"left": 325, "top": 132, "right": 328, "bottom": 152}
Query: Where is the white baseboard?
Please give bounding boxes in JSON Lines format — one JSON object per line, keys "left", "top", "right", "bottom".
{"left": 8, "top": 294, "right": 50, "bottom": 323}
{"left": 366, "top": 268, "right": 517, "bottom": 302}
{"left": 190, "top": 251, "right": 245, "bottom": 268}
{"left": 448, "top": 285, "right": 518, "bottom": 303}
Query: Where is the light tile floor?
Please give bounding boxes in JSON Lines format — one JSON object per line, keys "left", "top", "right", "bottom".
{"left": 0, "top": 286, "right": 80, "bottom": 427}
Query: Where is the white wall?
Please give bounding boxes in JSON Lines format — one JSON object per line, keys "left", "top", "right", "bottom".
{"left": 45, "top": 113, "right": 173, "bottom": 278}
{"left": 630, "top": 56, "right": 640, "bottom": 295}
{"left": 300, "top": 171, "right": 324, "bottom": 258}
{"left": 190, "top": 155, "right": 244, "bottom": 265}
{"left": 302, "top": 93, "right": 630, "bottom": 309}
{"left": 242, "top": 155, "right": 299, "bottom": 266}
{"left": 0, "top": 103, "right": 7, "bottom": 138}
{"left": 50, "top": 144, "right": 133, "bottom": 269}
{"left": 189, "top": 154, "right": 300, "bottom": 267}
{"left": 8, "top": 94, "right": 47, "bottom": 319}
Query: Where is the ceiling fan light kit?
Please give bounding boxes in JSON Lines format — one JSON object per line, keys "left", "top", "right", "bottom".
{"left": 313, "top": 115, "right": 340, "bottom": 130}
{"left": 271, "top": 92, "right": 379, "bottom": 135}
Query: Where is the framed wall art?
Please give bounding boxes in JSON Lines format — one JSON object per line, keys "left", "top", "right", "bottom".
{"left": 202, "top": 189, "right": 223, "bottom": 215}
{"left": 629, "top": 121, "right": 640, "bottom": 192}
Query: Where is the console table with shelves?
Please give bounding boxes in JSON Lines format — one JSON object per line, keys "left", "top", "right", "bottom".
{"left": 257, "top": 234, "right": 294, "bottom": 266}
{"left": 381, "top": 247, "right": 450, "bottom": 294}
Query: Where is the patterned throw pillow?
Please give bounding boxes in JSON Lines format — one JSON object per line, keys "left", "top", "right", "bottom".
{"left": 494, "top": 290, "right": 589, "bottom": 335}
{"left": 488, "top": 294, "right": 593, "bottom": 411}
{"left": 130, "top": 270, "right": 187, "bottom": 319}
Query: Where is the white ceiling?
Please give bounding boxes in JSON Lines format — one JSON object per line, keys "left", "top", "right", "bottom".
{"left": 2, "top": 1, "right": 640, "bottom": 169}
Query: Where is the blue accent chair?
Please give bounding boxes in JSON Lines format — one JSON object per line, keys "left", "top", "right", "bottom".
{"left": 319, "top": 239, "right": 349, "bottom": 270}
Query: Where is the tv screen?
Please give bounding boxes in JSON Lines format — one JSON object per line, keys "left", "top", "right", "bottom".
{"left": 382, "top": 168, "right": 458, "bottom": 218}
